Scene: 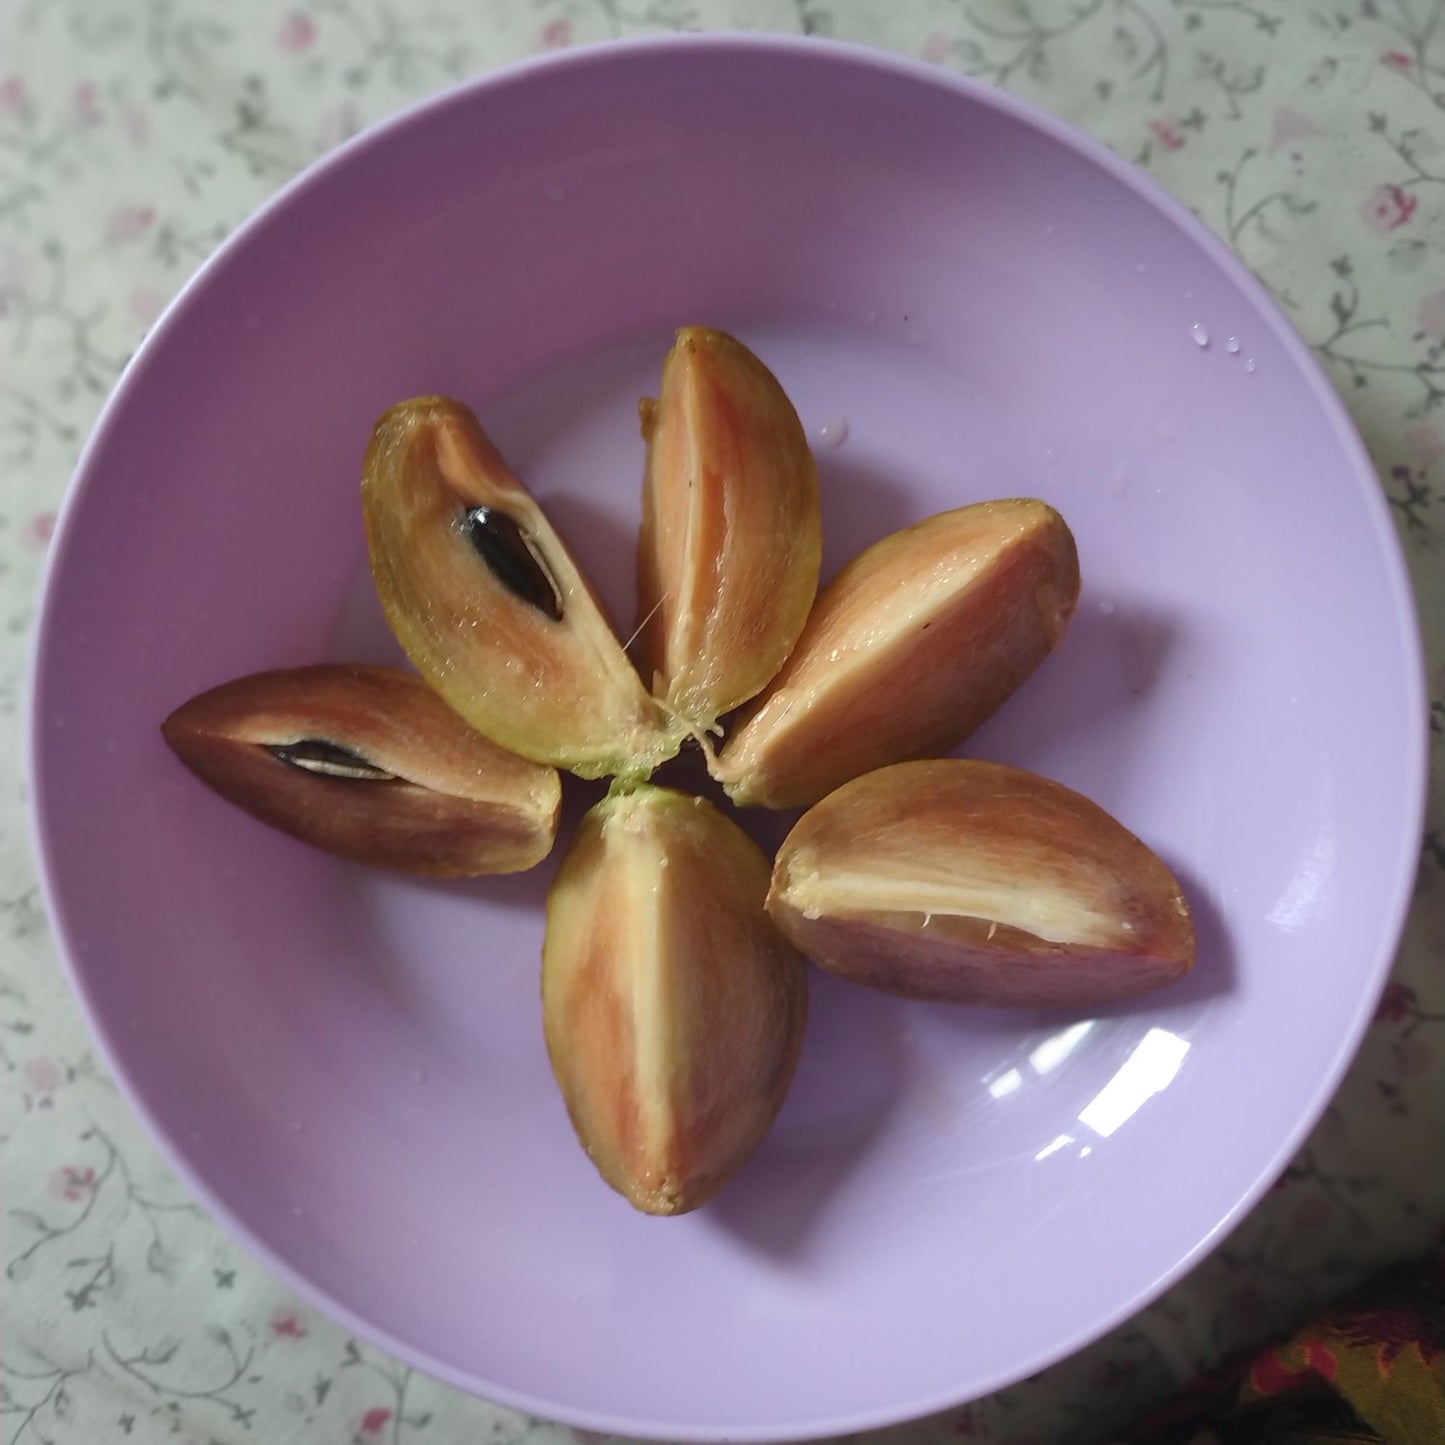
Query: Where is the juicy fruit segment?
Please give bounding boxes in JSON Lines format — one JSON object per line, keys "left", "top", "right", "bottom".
{"left": 162, "top": 665, "right": 561, "bottom": 875}
{"left": 364, "top": 397, "right": 681, "bottom": 781}
{"left": 636, "top": 328, "right": 822, "bottom": 734}
{"left": 543, "top": 784, "right": 808, "bottom": 1215}
{"left": 713, "top": 499, "right": 1080, "bottom": 809}
{"left": 768, "top": 759, "right": 1195, "bottom": 1009}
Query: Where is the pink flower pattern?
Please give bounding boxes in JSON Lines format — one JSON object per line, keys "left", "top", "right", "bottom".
{"left": 1361, "top": 183, "right": 1418, "bottom": 233}
{"left": 919, "top": 32, "right": 954, "bottom": 65}
{"left": 49, "top": 1165, "right": 97, "bottom": 1201}
{"left": 1417, "top": 289, "right": 1445, "bottom": 342}
{"left": 1375, "top": 981, "right": 1417, "bottom": 1024}
{"left": 269, "top": 1307, "right": 309, "bottom": 1338}
{"left": 23, "top": 1056, "right": 63, "bottom": 1094}
{"left": 72, "top": 79, "right": 102, "bottom": 125}
{"left": 21, "top": 511, "right": 57, "bottom": 552}
{"left": 0, "top": 74, "right": 26, "bottom": 116}
{"left": 128, "top": 284, "right": 167, "bottom": 328}
{"left": 1268, "top": 105, "right": 1321, "bottom": 153}
{"left": 277, "top": 12, "right": 318, "bottom": 55}
{"left": 1149, "top": 119, "right": 1185, "bottom": 150}
{"left": 122, "top": 102, "right": 150, "bottom": 146}
{"left": 106, "top": 204, "right": 156, "bottom": 242}
{"left": 317, "top": 100, "right": 359, "bottom": 151}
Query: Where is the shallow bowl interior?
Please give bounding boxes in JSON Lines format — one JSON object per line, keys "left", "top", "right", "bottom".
{"left": 29, "top": 35, "right": 1424, "bottom": 1443}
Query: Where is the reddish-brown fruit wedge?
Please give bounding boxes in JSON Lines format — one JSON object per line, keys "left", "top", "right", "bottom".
{"left": 768, "top": 759, "right": 1195, "bottom": 1009}
{"left": 543, "top": 784, "right": 808, "bottom": 1216}
{"left": 162, "top": 665, "right": 561, "bottom": 875}
{"left": 636, "top": 328, "right": 822, "bottom": 734}
{"left": 364, "top": 396, "right": 682, "bottom": 781}
{"left": 713, "top": 499, "right": 1080, "bottom": 809}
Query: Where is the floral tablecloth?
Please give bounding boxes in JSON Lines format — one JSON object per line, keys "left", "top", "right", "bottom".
{"left": 2, "top": 3, "right": 1442, "bottom": 1443}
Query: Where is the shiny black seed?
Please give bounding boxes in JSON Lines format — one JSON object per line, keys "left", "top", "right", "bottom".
{"left": 267, "top": 740, "right": 397, "bottom": 781}
{"left": 462, "top": 506, "right": 563, "bottom": 621}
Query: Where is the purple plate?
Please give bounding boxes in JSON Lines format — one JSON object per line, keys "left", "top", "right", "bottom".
{"left": 27, "top": 34, "right": 1426, "bottom": 1442}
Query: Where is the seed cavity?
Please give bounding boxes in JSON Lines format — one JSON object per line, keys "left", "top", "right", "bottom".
{"left": 267, "top": 739, "right": 397, "bottom": 781}
{"left": 462, "top": 506, "right": 563, "bottom": 621}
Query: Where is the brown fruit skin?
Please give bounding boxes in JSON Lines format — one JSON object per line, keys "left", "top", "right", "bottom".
{"left": 162, "top": 665, "right": 561, "bottom": 876}
{"left": 543, "top": 785, "right": 808, "bottom": 1216}
{"left": 363, "top": 396, "right": 681, "bottom": 782}
{"left": 713, "top": 499, "right": 1080, "bottom": 810}
{"left": 768, "top": 760, "right": 1195, "bottom": 1009}
{"left": 636, "top": 328, "right": 822, "bottom": 732}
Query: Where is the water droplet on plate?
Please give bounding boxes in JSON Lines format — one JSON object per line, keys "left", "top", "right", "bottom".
{"left": 1190, "top": 322, "right": 1209, "bottom": 348}
{"left": 1225, "top": 336, "right": 1241, "bottom": 354}
{"left": 1044, "top": 448, "right": 1055, "bottom": 462}
{"left": 816, "top": 415, "right": 849, "bottom": 449}
{"left": 1244, "top": 357, "right": 1256, "bottom": 373}
{"left": 1098, "top": 600, "right": 1117, "bottom": 616}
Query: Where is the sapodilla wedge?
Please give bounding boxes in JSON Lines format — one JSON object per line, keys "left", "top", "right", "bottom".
{"left": 635, "top": 328, "right": 821, "bottom": 734}
{"left": 713, "top": 499, "right": 1080, "bottom": 809}
{"left": 768, "top": 759, "right": 1196, "bottom": 1008}
{"left": 364, "top": 397, "right": 682, "bottom": 782}
{"left": 543, "top": 784, "right": 808, "bottom": 1215}
{"left": 162, "top": 665, "right": 561, "bottom": 875}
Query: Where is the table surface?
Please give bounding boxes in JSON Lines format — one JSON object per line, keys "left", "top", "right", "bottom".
{"left": 2, "top": 3, "right": 1442, "bottom": 1443}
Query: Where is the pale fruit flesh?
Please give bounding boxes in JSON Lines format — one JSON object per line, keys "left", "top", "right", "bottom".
{"left": 162, "top": 665, "right": 561, "bottom": 875}
{"left": 543, "top": 784, "right": 808, "bottom": 1215}
{"left": 713, "top": 499, "right": 1080, "bottom": 810}
{"left": 636, "top": 328, "right": 822, "bottom": 734}
{"left": 768, "top": 759, "right": 1195, "bottom": 1008}
{"left": 363, "top": 397, "right": 681, "bottom": 781}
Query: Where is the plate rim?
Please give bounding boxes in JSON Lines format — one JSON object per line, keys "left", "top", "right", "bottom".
{"left": 24, "top": 29, "right": 1429, "bottom": 1443}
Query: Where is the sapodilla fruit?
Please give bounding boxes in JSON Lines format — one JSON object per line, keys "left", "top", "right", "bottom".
{"left": 713, "top": 500, "right": 1080, "bottom": 809}
{"left": 635, "top": 328, "right": 821, "bottom": 737}
{"left": 768, "top": 759, "right": 1196, "bottom": 1009}
{"left": 162, "top": 665, "right": 561, "bottom": 875}
{"left": 364, "top": 397, "right": 682, "bottom": 782}
{"left": 543, "top": 784, "right": 808, "bottom": 1215}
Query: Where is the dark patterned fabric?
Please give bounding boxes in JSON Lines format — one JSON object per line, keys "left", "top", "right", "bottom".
{"left": 1127, "top": 1255, "right": 1445, "bottom": 1445}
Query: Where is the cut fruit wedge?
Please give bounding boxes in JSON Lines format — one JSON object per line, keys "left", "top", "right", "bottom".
{"left": 364, "top": 396, "right": 682, "bottom": 782}
{"left": 543, "top": 784, "right": 808, "bottom": 1215}
{"left": 768, "top": 759, "right": 1196, "bottom": 1008}
{"left": 713, "top": 499, "right": 1080, "bottom": 809}
{"left": 162, "top": 664, "right": 561, "bottom": 875}
{"left": 636, "top": 327, "right": 822, "bottom": 735}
